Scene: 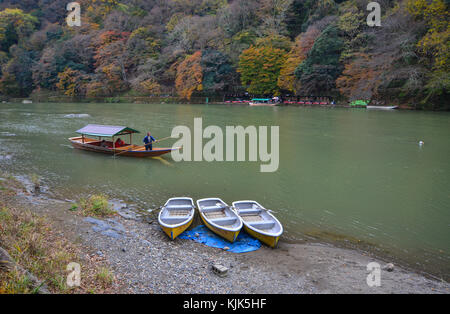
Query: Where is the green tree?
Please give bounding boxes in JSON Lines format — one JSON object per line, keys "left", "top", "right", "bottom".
{"left": 0, "top": 8, "right": 38, "bottom": 53}
{"left": 238, "top": 45, "right": 288, "bottom": 95}
{"left": 284, "top": 0, "right": 313, "bottom": 39}
{"left": 294, "top": 24, "right": 343, "bottom": 94}
{"left": 201, "top": 49, "right": 235, "bottom": 93}
{"left": 407, "top": 0, "right": 449, "bottom": 104}
{"left": 1, "top": 46, "right": 34, "bottom": 96}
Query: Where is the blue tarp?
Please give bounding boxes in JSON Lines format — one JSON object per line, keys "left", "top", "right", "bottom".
{"left": 179, "top": 225, "right": 261, "bottom": 253}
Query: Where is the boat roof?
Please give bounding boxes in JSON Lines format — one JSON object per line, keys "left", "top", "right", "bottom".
{"left": 252, "top": 98, "right": 270, "bottom": 101}
{"left": 76, "top": 124, "right": 140, "bottom": 137}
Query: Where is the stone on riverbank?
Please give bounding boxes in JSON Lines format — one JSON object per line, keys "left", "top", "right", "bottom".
{"left": 384, "top": 263, "right": 395, "bottom": 272}
{"left": 212, "top": 264, "right": 228, "bottom": 278}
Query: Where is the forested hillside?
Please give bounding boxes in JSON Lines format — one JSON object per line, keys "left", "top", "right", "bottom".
{"left": 0, "top": 0, "right": 448, "bottom": 109}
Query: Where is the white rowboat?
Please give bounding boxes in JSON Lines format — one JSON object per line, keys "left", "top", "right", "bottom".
{"left": 197, "top": 198, "right": 243, "bottom": 243}
{"left": 232, "top": 201, "right": 283, "bottom": 248}
{"left": 367, "top": 106, "right": 398, "bottom": 110}
{"left": 158, "top": 197, "right": 195, "bottom": 240}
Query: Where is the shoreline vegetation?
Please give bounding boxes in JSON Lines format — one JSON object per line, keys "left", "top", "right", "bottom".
{"left": 0, "top": 175, "right": 119, "bottom": 293}
{"left": 0, "top": 173, "right": 449, "bottom": 294}
{"left": 0, "top": 97, "right": 422, "bottom": 111}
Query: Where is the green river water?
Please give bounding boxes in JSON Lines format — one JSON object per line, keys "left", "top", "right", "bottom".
{"left": 0, "top": 102, "right": 449, "bottom": 279}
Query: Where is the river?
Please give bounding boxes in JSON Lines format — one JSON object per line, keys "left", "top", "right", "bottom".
{"left": 0, "top": 102, "right": 449, "bottom": 279}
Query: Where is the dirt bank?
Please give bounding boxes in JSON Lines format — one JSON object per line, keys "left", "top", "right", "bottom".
{"left": 1, "top": 181, "right": 449, "bottom": 294}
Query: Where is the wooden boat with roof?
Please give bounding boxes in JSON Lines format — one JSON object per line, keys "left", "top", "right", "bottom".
{"left": 69, "top": 124, "right": 180, "bottom": 158}
{"left": 158, "top": 197, "right": 195, "bottom": 240}
{"left": 196, "top": 198, "right": 243, "bottom": 243}
{"left": 232, "top": 200, "right": 283, "bottom": 248}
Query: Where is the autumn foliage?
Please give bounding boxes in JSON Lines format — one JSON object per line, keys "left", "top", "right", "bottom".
{"left": 0, "top": 0, "right": 447, "bottom": 108}
{"left": 175, "top": 51, "right": 203, "bottom": 100}
{"left": 56, "top": 67, "right": 87, "bottom": 96}
{"left": 335, "top": 53, "right": 382, "bottom": 101}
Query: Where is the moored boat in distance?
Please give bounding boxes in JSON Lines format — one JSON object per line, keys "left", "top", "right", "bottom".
{"left": 232, "top": 201, "right": 283, "bottom": 248}
{"left": 249, "top": 98, "right": 277, "bottom": 107}
{"left": 367, "top": 105, "right": 398, "bottom": 110}
{"left": 197, "top": 198, "right": 243, "bottom": 243}
{"left": 69, "top": 124, "right": 180, "bottom": 158}
{"left": 158, "top": 198, "right": 195, "bottom": 240}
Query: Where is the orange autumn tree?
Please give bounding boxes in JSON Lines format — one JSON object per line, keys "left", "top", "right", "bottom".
{"left": 175, "top": 51, "right": 203, "bottom": 100}
{"left": 277, "top": 26, "right": 321, "bottom": 93}
{"left": 93, "top": 31, "right": 130, "bottom": 94}
{"left": 139, "top": 78, "right": 161, "bottom": 95}
{"left": 56, "top": 67, "right": 88, "bottom": 96}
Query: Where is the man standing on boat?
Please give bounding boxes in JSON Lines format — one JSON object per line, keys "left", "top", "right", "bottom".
{"left": 143, "top": 132, "right": 156, "bottom": 151}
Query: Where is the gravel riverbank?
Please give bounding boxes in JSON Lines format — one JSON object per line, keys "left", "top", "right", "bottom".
{"left": 2, "top": 187, "right": 449, "bottom": 294}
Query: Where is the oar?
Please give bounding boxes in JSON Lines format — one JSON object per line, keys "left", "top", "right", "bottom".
{"left": 153, "top": 136, "right": 174, "bottom": 144}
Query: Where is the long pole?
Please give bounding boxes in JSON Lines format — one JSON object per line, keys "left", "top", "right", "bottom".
{"left": 153, "top": 136, "right": 173, "bottom": 144}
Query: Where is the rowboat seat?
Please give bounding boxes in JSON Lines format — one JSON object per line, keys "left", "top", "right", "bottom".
{"left": 210, "top": 217, "right": 238, "bottom": 227}
{"left": 160, "top": 217, "right": 189, "bottom": 225}
{"left": 166, "top": 205, "right": 193, "bottom": 210}
{"left": 166, "top": 205, "right": 192, "bottom": 217}
{"left": 248, "top": 221, "right": 276, "bottom": 230}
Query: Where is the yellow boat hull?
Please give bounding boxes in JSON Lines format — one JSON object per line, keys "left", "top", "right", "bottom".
{"left": 160, "top": 218, "right": 194, "bottom": 240}
{"left": 200, "top": 214, "right": 240, "bottom": 243}
{"left": 244, "top": 225, "right": 280, "bottom": 248}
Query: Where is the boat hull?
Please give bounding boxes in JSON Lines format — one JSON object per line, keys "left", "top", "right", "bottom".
{"left": 69, "top": 138, "right": 177, "bottom": 157}
{"left": 243, "top": 225, "right": 280, "bottom": 248}
{"left": 160, "top": 218, "right": 194, "bottom": 240}
{"left": 200, "top": 214, "right": 240, "bottom": 243}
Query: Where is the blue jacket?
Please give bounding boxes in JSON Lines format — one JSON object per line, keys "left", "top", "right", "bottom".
{"left": 143, "top": 135, "right": 156, "bottom": 145}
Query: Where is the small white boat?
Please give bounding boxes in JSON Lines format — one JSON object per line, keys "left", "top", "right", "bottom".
{"left": 367, "top": 106, "right": 398, "bottom": 110}
{"left": 232, "top": 201, "right": 283, "bottom": 248}
{"left": 197, "top": 198, "right": 243, "bottom": 243}
{"left": 158, "top": 197, "right": 195, "bottom": 240}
